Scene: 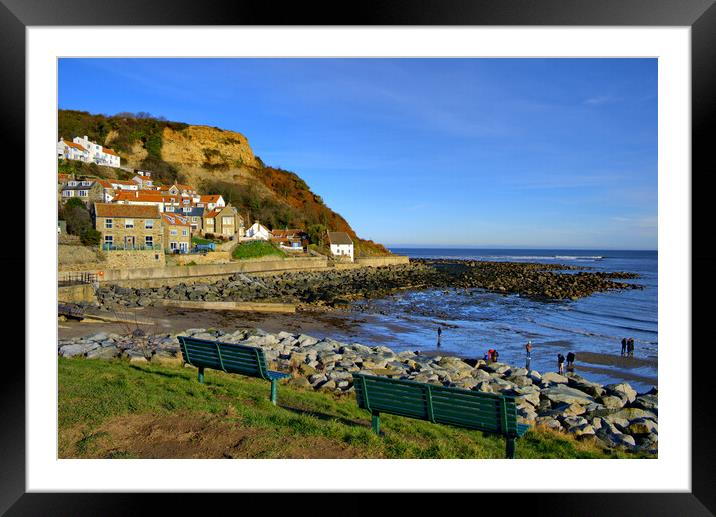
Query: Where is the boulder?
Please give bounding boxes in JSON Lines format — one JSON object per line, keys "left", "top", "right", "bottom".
{"left": 567, "top": 376, "right": 605, "bottom": 398}
{"left": 59, "top": 344, "right": 87, "bottom": 358}
{"left": 626, "top": 418, "right": 658, "bottom": 436}
{"left": 541, "top": 372, "right": 569, "bottom": 384}
{"left": 631, "top": 394, "right": 658, "bottom": 413}
{"left": 605, "top": 382, "right": 637, "bottom": 404}
{"left": 289, "top": 377, "right": 312, "bottom": 389}
{"left": 296, "top": 334, "right": 319, "bottom": 347}
{"left": 598, "top": 395, "right": 626, "bottom": 409}
{"left": 541, "top": 385, "right": 595, "bottom": 406}
{"left": 569, "top": 424, "right": 595, "bottom": 438}
{"left": 535, "top": 416, "right": 562, "bottom": 431}
{"left": 600, "top": 407, "right": 657, "bottom": 423}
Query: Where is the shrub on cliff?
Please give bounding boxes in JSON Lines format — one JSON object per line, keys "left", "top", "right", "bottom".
{"left": 80, "top": 228, "right": 102, "bottom": 246}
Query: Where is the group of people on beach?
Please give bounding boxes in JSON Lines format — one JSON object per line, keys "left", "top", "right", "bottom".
{"left": 621, "top": 337, "right": 635, "bottom": 357}
{"left": 556, "top": 351, "right": 576, "bottom": 375}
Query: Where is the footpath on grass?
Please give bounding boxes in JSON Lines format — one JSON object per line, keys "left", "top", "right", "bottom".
{"left": 58, "top": 327, "right": 658, "bottom": 458}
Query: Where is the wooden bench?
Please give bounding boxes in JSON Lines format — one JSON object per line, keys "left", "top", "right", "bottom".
{"left": 352, "top": 373, "right": 530, "bottom": 458}
{"left": 178, "top": 336, "right": 290, "bottom": 405}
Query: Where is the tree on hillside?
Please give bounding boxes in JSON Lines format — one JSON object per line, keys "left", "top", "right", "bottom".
{"left": 64, "top": 205, "right": 92, "bottom": 236}
{"left": 308, "top": 224, "right": 327, "bottom": 246}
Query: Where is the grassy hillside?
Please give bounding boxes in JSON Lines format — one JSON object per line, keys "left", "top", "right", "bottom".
{"left": 58, "top": 357, "right": 645, "bottom": 459}
{"left": 58, "top": 110, "right": 390, "bottom": 256}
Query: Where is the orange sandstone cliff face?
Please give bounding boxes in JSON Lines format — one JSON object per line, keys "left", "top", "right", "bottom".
{"left": 161, "top": 125, "right": 258, "bottom": 169}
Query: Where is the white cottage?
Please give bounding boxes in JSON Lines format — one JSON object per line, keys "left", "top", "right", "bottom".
{"left": 328, "top": 231, "right": 354, "bottom": 262}
{"left": 245, "top": 222, "right": 272, "bottom": 240}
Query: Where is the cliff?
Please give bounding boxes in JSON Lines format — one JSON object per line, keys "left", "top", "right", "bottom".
{"left": 58, "top": 110, "right": 389, "bottom": 256}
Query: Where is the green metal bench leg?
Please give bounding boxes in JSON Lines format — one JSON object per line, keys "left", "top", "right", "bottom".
{"left": 270, "top": 379, "right": 278, "bottom": 405}
{"left": 371, "top": 411, "right": 380, "bottom": 435}
{"left": 506, "top": 436, "right": 516, "bottom": 459}
{"left": 198, "top": 367, "right": 204, "bottom": 384}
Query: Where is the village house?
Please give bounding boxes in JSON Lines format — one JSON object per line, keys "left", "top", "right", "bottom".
{"left": 94, "top": 203, "right": 163, "bottom": 251}
{"left": 196, "top": 194, "right": 225, "bottom": 212}
{"left": 174, "top": 206, "right": 204, "bottom": 233}
{"left": 108, "top": 179, "right": 139, "bottom": 191}
{"left": 60, "top": 180, "right": 105, "bottom": 207}
{"left": 161, "top": 213, "right": 191, "bottom": 254}
{"left": 244, "top": 221, "right": 272, "bottom": 241}
{"left": 132, "top": 172, "right": 154, "bottom": 189}
{"left": 203, "top": 205, "right": 243, "bottom": 238}
{"left": 158, "top": 183, "right": 197, "bottom": 197}
{"left": 95, "top": 179, "right": 117, "bottom": 202}
{"left": 72, "top": 136, "right": 121, "bottom": 168}
{"left": 270, "top": 229, "right": 307, "bottom": 251}
{"left": 328, "top": 231, "right": 354, "bottom": 262}
{"left": 113, "top": 190, "right": 185, "bottom": 213}
{"left": 57, "top": 139, "right": 91, "bottom": 162}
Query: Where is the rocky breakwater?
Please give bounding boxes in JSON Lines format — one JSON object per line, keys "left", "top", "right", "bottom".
{"left": 417, "top": 259, "right": 643, "bottom": 300}
{"left": 58, "top": 328, "right": 657, "bottom": 455}
{"left": 94, "top": 260, "right": 643, "bottom": 310}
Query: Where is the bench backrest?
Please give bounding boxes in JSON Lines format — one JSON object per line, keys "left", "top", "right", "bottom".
{"left": 178, "top": 336, "right": 270, "bottom": 380}
{"left": 353, "top": 373, "right": 521, "bottom": 437}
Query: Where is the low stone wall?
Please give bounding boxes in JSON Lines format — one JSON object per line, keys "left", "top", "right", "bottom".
{"left": 95, "top": 256, "right": 328, "bottom": 284}
{"left": 170, "top": 252, "right": 232, "bottom": 266}
{"left": 104, "top": 250, "right": 166, "bottom": 270}
{"left": 58, "top": 284, "right": 97, "bottom": 303}
{"left": 355, "top": 255, "right": 409, "bottom": 267}
{"left": 157, "top": 299, "right": 296, "bottom": 313}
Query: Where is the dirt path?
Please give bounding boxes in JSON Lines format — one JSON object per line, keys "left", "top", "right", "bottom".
{"left": 59, "top": 411, "right": 366, "bottom": 459}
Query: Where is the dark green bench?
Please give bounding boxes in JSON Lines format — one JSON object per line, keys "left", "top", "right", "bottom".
{"left": 352, "top": 373, "right": 530, "bottom": 458}
{"left": 178, "top": 336, "right": 290, "bottom": 405}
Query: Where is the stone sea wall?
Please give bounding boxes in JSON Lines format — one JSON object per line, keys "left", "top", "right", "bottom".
{"left": 58, "top": 327, "right": 657, "bottom": 455}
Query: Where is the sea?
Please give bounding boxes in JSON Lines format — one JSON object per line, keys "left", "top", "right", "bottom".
{"left": 340, "top": 249, "right": 658, "bottom": 392}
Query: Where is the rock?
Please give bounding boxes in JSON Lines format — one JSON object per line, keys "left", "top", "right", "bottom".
{"left": 87, "top": 332, "right": 109, "bottom": 342}
{"left": 318, "top": 379, "right": 337, "bottom": 390}
{"left": 553, "top": 402, "right": 586, "bottom": 417}
{"left": 605, "top": 382, "right": 637, "bottom": 404}
{"left": 561, "top": 416, "right": 588, "bottom": 429}
{"left": 296, "top": 334, "right": 319, "bottom": 347}
{"left": 59, "top": 344, "right": 87, "bottom": 358}
{"left": 599, "top": 407, "right": 657, "bottom": 423}
{"left": 567, "top": 376, "right": 605, "bottom": 398}
{"left": 631, "top": 394, "right": 658, "bottom": 412}
{"left": 569, "top": 424, "right": 595, "bottom": 438}
{"left": 598, "top": 395, "right": 626, "bottom": 409}
{"left": 536, "top": 416, "right": 562, "bottom": 431}
{"left": 471, "top": 369, "right": 491, "bottom": 381}
{"left": 509, "top": 375, "right": 533, "bottom": 387}
{"left": 541, "top": 372, "right": 569, "bottom": 384}
{"left": 298, "top": 363, "right": 317, "bottom": 376}
{"left": 85, "top": 346, "right": 119, "bottom": 360}
{"left": 626, "top": 418, "right": 658, "bottom": 436}
{"left": 541, "top": 385, "right": 595, "bottom": 406}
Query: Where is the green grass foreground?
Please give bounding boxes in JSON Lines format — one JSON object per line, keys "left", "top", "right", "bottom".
{"left": 58, "top": 357, "right": 646, "bottom": 459}
{"left": 232, "top": 240, "right": 286, "bottom": 260}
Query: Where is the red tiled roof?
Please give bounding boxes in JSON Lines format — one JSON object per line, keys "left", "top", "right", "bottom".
{"left": 328, "top": 232, "right": 353, "bottom": 245}
{"left": 63, "top": 140, "right": 87, "bottom": 152}
{"left": 94, "top": 203, "right": 161, "bottom": 219}
{"left": 204, "top": 208, "right": 221, "bottom": 219}
{"left": 114, "top": 190, "right": 175, "bottom": 203}
{"left": 200, "top": 194, "right": 222, "bottom": 203}
{"left": 103, "top": 148, "right": 119, "bottom": 157}
{"left": 96, "top": 179, "right": 114, "bottom": 189}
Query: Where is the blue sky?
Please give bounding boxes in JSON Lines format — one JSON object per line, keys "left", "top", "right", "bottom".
{"left": 58, "top": 58, "right": 657, "bottom": 250}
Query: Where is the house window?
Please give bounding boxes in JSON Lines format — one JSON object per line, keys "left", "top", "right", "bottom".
{"left": 145, "top": 236, "right": 153, "bottom": 247}
{"left": 81, "top": 181, "right": 92, "bottom": 186}
{"left": 62, "top": 191, "right": 73, "bottom": 197}
{"left": 170, "top": 241, "right": 178, "bottom": 250}
{"left": 170, "top": 229, "right": 177, "bottom": 236}
{"left": 192, "top": 217, "right": 198, "bottom": 222}
{"left": 105, "top": 219, "right": 113, "bottom": 229}
{"left": 182, "top": 229, "right": 188, "bottom": 236}
{"left": 222, "top": 217, "right": 233, "bottom": 225}
{"left": 125, "top": 219, "right": 134, "bottom": 228}
{"left": 78, "top": 190, "right": 88, "bottom": 197}
{"left": 104, "top": 235, "right": 113, "bottom": 246}
{"left": 145, "top": 220, "right": 154, "bottom": 229}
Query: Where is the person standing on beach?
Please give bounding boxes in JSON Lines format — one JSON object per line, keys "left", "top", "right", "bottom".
{"left": 627, "top": 337, "right": 635, "bottom": 357}
{"left": 566, "top": 351, "right": 575, "bottom": 371}
{"left": 557, "top": 353, "right": 565, "bottom": 375}
{"left": 621, "top": 337, "right": 627, "bottom": 356}
{"left": 525, "top": 341, "right": 533, "bottom": 370}
{"left": 437, "top": 326, "right": 442, "bottom": 348}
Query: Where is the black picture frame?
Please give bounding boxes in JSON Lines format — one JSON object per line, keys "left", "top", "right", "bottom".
{"left": 3, "top": 0, "right": 714, "bottom": 514}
